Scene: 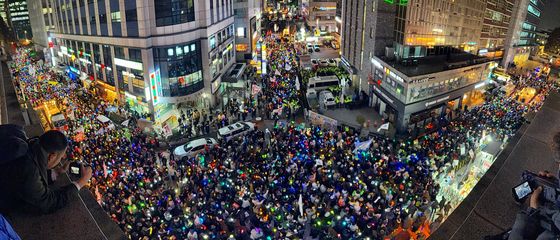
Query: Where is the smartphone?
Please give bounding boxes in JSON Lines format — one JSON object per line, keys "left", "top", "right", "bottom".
{"left": 71, "top": 166, "right": 80, "bottom": 175}
{"left": 69, "top": 161, "right": 82, "bottom": 178}
{"left": 512, "top": 181, "right": 533, "bottom": 202}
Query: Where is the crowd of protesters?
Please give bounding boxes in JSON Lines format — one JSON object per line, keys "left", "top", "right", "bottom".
{"left": 8, "top": 36, "right": 559, "bottom": 240}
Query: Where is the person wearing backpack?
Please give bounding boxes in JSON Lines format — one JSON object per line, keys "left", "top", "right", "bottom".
{"left": 0, "top": 125, "right": 93, "bottom": 214}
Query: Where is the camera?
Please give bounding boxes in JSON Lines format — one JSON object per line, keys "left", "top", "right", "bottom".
{"left": 512, "top": 170, "right": 560, "bottom": 206}
{"left": 68, "top": 161, "right": 83, "bottom": 178}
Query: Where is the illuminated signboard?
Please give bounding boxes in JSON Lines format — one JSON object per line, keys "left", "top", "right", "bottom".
{"left": 384, "top": 0, "right": 408, "bottom": 5}
{"left": 150, "top": 70, "right": 162, "bottom": 105}
{"left": 114, "top": 58, "right": 143, "bottom": 71}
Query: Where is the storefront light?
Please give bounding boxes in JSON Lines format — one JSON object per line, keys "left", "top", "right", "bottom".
{"left": 145, "top": 87, "right": 151, "bottom": 101}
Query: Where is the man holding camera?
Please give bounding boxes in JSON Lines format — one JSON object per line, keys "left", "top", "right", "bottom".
{"left": 508, "top": 133, "right": 560, "bottom": 240}
{"left": 0, "top": 126, "right": 93, "bottom": 214}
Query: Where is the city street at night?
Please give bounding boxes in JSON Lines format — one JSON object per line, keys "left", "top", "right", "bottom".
{"left": 2, "top": 0, "right": 560, "bottom": 240}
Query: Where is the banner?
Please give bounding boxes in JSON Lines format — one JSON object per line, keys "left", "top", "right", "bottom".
{"left": 353, "top": 139, "right": 373, "bottom": 153}
{"left": 252, "top": 84, "right": 262, "bottom": 95}
{"left": 307, "top": 110, "right": 337, "bottom": 130}
{"left": 377, "top": 122, "right": 390, "bottom": 132}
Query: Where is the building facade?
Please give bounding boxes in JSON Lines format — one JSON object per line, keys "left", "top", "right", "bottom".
{"left": 0, "top": 0, "right": 7, "bottom": 23}
{"left": 341, "top": 0, "right": 495, "bottom": 133}
{"left": 48, "top": 0, "right": 236, "bottom": 130}
{"left": 26, "top": 0, "right": 52, "bottom": 48}
{"left": 502, "top": 0, "right": 544, "bottom": 67}
{"left": 306, "top": 0, "right": 337, "bottom": 34}
{"left": 369, "top": 54, "right": 492, "bottom": 133}
{"left": 478, "top": 0, "right": 514, "bottom": 59}
{"left": 393, "top": 0, "right": 485, "bottom": 53}
{"left": 8, "top": 0, "right": 31, "bottom": 40}
{"left": 234, "top": 0, "right": 262, "bottom": 62}
{"left": 340, "top": 0, "right": 395, "bottom": 93}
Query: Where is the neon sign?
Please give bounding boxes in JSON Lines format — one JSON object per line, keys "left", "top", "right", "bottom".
{"left": 384, "top": 0, "right": 408, "bottom": 5}
{"left": 150, "top": 70, "right": 162, "bottom": 105}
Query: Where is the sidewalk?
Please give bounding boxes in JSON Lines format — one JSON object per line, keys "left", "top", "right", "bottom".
{"left": 431, "top": 92, "right": 560, "bottom": 240}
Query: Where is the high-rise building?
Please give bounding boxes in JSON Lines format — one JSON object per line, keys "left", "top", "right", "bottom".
{"left": 477, "top": 0, "right": 515, "bottom": 59}
{"left": 393, "top": 0, "right": 486, "bottom": 53}
{"left": 26, "top": 0, "right": 51, "bottom": 48}
{"left": 341, "top": 0, "right": 493, "bottom": 133}
{"left": 48, "top": 0, "right": 236, "bottom": 129}
{"left": 233, "top": 0, "right": 262, "bottom": 62}
{"left": 8, "top": 0, "right": 31, "bottom": 40}
{"left": 502, "top": 0, "right": 544, "bottom": 67}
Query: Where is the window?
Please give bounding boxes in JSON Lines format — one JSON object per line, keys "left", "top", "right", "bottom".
{"left": 237, "top": 27, "right": 246, "bottom": 37}
{"left": 111, "top": 12, "right": 121, "bottom": 22}
{"left": 153, "top": 41, "right": 203, "bottom": 97}
{"left": 527, "top": 5, "right": 540, "bottom": 17}
{"left": 125, "top": 0, "right": 138, "bottom": 37}
{"left": 210, "top": 36, "right": 216, "bottom": 49}
{"left": 114, "top": 46, "right": 125, "bottom": 58}
{"left": 155, "top": 0, "right": 195, "bottom": 27}
{"left": 129, "top": 48, "right": 141, "bottom": 62}
{"left": 176, "top": 46, "right": 183, "bottom": 56}
{"left": 522, "top": 22, "right": 535, "bottom": 31}
{"left": 98, "top": 0, "right": 108, "bottom": 35}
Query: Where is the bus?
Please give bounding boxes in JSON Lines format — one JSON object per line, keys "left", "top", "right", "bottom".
{"left": 307, "top": 76, "right": 340, "bottom": 91}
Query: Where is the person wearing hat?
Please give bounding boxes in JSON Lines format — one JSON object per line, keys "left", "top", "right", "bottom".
{"left": 0, "top": 127, "right": 93, "bottom": 214}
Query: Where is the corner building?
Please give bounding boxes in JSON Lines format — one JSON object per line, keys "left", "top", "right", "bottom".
{"left": 49, "top": 0, "right": 236, "bottom": 129}
{"left": 341, "top": 0, "right": 493, "bottom": 134}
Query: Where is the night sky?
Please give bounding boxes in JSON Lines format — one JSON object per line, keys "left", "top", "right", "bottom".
{"left": 540, "top": 0, "right": 560, "bottom": 31}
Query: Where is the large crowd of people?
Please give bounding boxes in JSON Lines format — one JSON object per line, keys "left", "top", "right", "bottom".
{"left": 8, "top": 36, "right": 559, "bottom": 240}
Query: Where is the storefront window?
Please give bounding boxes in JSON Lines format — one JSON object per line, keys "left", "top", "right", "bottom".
{"left": 406, "top": 66, "right": 484, "bottom": 103}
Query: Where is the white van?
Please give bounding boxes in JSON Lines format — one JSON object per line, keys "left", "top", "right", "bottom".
{"left": 307, "top": 76, "right": 340, "bottom": 91}
{"left": 319, "top": 90, "right": 336, "bottom": 109}
{"left": 96, "top": 115, "right": 115, "bottom": 129}
{"left": 218, "top": 121, "right": 256, "bottom": 141}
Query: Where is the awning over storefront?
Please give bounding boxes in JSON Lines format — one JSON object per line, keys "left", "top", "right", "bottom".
{"left": 222, "top": 63, "right": 246, "bottom": 83}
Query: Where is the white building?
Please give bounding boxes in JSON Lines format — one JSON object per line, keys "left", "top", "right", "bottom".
{"left": 48, "top": 0, "right": 236, "bottom": 128}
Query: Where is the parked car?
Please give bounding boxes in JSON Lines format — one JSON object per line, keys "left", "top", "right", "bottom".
{"left": 174, "top": 138, "right": 218, "bottom": 160}
{"left": 328, "top": 59, "right": 338, "bottom": 67}
{"left": 218, "top": 122, "right": 256, "bottom": 141}
{"left": 319, "top": 59, "right": 329, "bottom": 67}
{"left": 314, "top": 44, "right": 321, "bottom": 52}
{"left": 319, "top": 91, "right": 336, "bottom": 109}
{"left": 96, "top": 115, "right": 115, "bottom": 129}
{"left": 311, "top": 59, "right": 319, "bottom": 67}
{"left": 307, "top": 43, "right": 314, "bottom": 53}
